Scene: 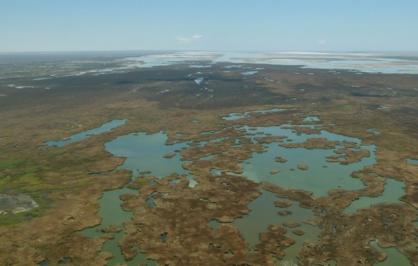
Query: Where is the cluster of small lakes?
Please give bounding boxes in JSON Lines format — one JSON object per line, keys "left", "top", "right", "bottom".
{"left": 2, "top": 52, "right": 418, "bottom": 266}
{"left": 35, "top": 108, "right": 415, "bottom": 265}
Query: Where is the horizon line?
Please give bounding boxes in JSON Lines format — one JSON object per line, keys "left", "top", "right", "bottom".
{"left": 1, "top": 49, "right": 418, "bottom": 55}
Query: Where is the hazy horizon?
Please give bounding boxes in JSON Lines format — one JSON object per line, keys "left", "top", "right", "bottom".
{"left": 2, "top": 50, "right": 418, "bottom": 55}
{"left": 2, "top": 1, "right": 418, "bottom": 53}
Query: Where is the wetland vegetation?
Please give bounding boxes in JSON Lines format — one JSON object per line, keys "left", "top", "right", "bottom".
{"left": 0, "top": 52, "right": 417, "bottom": 265}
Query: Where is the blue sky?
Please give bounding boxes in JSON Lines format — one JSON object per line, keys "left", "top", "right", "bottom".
{"left": 1, "top": 0, "right": 417, "bottom": 52}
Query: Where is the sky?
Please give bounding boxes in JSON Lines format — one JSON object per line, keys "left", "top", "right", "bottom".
{"left": 1, "top": 0, "right": 418, "bottom": 52}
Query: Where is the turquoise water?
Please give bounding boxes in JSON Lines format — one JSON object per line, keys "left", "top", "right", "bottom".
{"left": 223, "top": 113, "right": 248, "bottom": 120}
{"left": 78, "top": 123, "right": 407, "bottom": 265}
{"left": 145, "top": 192, "right": 157, "bottom": 208}
{"left": 406, "top": 159, "right": 418, "bottom": 165}
{"left": 243, "top": 124, "right": 362, "bottom": 144}
{"left": 222, "top": 108, "right": 285, "bottom": 121}
{"left": 77, "top": 132, "right": 192, "bottom": 238}
{"left": 106, "top": 131, "right": 197, "bottom": 187}
{"left": 105, "top": 132, "right": 188, "bottom": 178}
{"left": 370, "top": 240, "right": 411, "bottom": 266}
{"left": 103, "top": 231, "right": 155, "bottom": 266}
{"left": 81, "top": 188, "right": 155, "bottom": 266}
{"left": 241, "top": 125, "right": 376, "bottom": 197}
{"left": 82, "top": 188, "right": 136, "bottom": 237}
{"left": 200, "top": 154, "right": 216, "bottom": 161}
{"left": 210, "top": 168, "right": 223, "bottom": 176}
{"left": 345, "top": 179, "right": 405, "bottom": 213}
{"left": 209, "top": 219, "right": 221, "bottom": 230}
{"left": 81, "top": 131, "right": 196, "bottom": 265}
{"left": 46, "top": 119, "right": 127, "bottom": 147}
{"left": 233, "top": 190, "right": 319, "bottom": 263}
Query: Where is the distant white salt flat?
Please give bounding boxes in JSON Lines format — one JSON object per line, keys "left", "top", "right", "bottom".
{"left": 146, "top": 51, "right": 418, "bottom": 74}
{"left": 119, "top": 51, "right": 221, "bottom": 69}
{"left": 72, "top": 67, "right": 130, "bottom": 77}
{"left": 214, "top": 52, "right": 418, "bottom": 74}
{"left": 65, "top": 52, "right": 220, "bottom": 77}
{"left": 66, "top": 51, "right": 418, "bottom": 76}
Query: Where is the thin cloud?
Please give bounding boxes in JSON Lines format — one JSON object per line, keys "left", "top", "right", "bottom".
{"left": 176, "top": 34, "right": 203, "bottom": 44}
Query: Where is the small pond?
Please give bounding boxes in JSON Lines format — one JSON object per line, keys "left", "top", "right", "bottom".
{"left": 46, "top": 119, "right": 127, "bottom": 147}
{"left": 406, "top": 158, "right": 418, "bottom": 166}
{"left": 370, "top": 240, "right": 411, "bottom": 266}
{"left": 345, "top": 178, "right": 405, "bottom": 214}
